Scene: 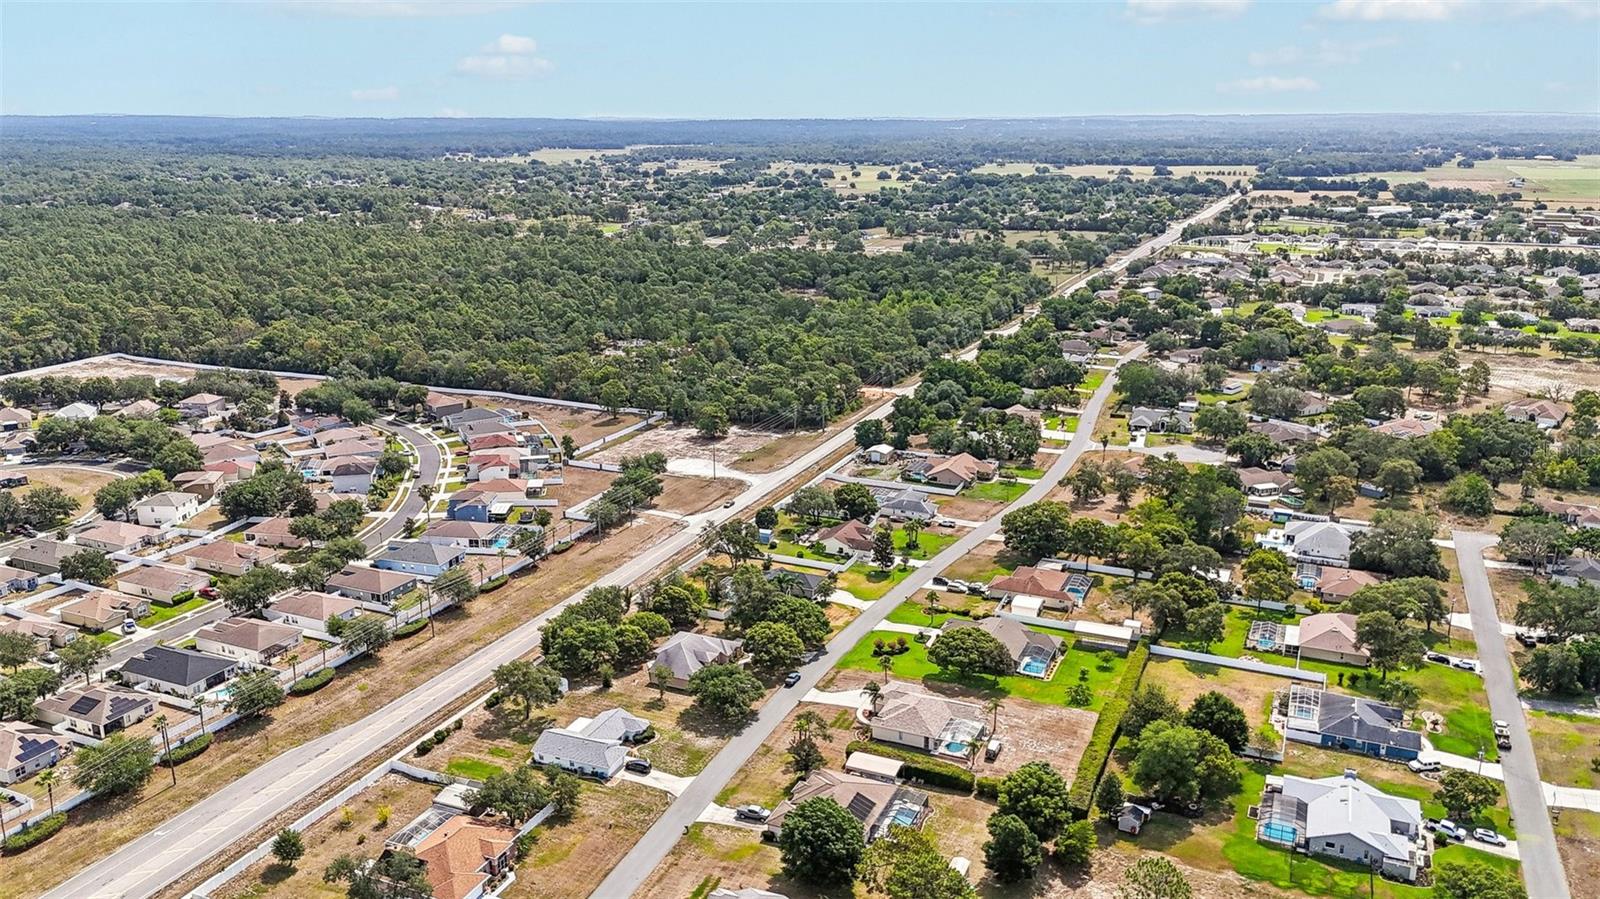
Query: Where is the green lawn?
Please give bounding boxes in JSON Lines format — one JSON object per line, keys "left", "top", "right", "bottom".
{"left": 1079, "top": 370, "right": 1108, "bottom": 394}
{"left": 838, "top": 627, "right": 1128, "bottom": 710}
{"left": 769, "top": 538, "right": 846, "bottom": 563}
{"left": 1158, "top": 606, "right": 1278, "bottom": 658}
{"left": 88, "top": 630, "right": 122, "bottom": 647}
{"left": 137, "top": 595, "right": 212, "bottom": 628}
{"left": 444, "top": 756, "right": 507, "bottom": 782}
{"left": 835, "top": 564, "right": 914, "bottom": 600}
{"left": 999, "top": 465, "right": 1047, "bottom": 479}
{"left": 892, "top": 527, "right": 957, "bottom": 561}
{"left": 960, "top": 479, "right": 1029, "bottom": 503}
{"left": 1043, "top": 415, "right": 1079, "bottom": 432}
{"left": 884, "top": 593, "right": 996, "bottom": 628}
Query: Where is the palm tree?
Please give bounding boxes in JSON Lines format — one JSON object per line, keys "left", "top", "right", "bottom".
{"left": 418, "top": 483, "right": 435, "bottom": 523}
{"left": 877, "top": 653, "right": 894, "bottom": 681}
{"left": 37, "top": 770, "right": 57, "bottom": 816}
{"left": 152, "top": 713, "right": 176, "bottom": 785}
{"left": 984, "top": 697, "right": 1003, "bottom": 738}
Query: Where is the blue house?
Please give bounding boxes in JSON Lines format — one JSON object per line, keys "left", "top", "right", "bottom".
{"left": 373, "top": 541, "right": 466, "bottom": 578}
{"left": 1288, "top": 690, "right": 1421, "bottom": 762}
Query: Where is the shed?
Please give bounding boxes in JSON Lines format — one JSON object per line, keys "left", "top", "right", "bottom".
{"left": 844, "top": 751, "right": 904, "bottom": 783}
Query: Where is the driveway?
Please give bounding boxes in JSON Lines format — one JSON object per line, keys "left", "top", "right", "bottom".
{"left": 696, "top": 803, "right": 767, "bottom": 831}
{"left": 619, "top": 768, "right": 695, "bottom": 797}
{"left": 1453, "top": 530, "right": 1570, "bottom": 899}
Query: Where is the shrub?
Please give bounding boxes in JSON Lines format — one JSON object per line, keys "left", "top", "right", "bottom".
{"left": 159, "top": 732, "right": 213, "bottom": 766}
{"left": 289, "top": 668, "right": 335, "bottom": 695}
{"left": 2, "top": 813, "right": 66, "bottom": 853}
{"left": 845, "top": 740, "right": 974, "bottom": 792}
{"left": 484, "top": 691, "right": 505, "bottom": 709}
{"left": 480, "top": 575, "right": 509, "bottom": 593}
{"left": 976, "top": 776, "right": 1002, "bottom": 799}
{"left": 1067, "top": 642, "right": 1149, "bottom": 816}
{"left": 393, "top": 619, "right": 427, "bottom": 639}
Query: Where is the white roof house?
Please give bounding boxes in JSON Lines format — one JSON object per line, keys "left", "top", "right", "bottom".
{"left": 531, "top": 708, "right": 649, "bottom": 779}
{"left": 1259, "top": 520, "right": 1364, "bottom": 567}
{"left": 1258, "top": 771, "right": 1427, "bottom": 882}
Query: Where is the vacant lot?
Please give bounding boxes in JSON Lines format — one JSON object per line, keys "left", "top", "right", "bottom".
{"left": 1527, "top": 709, "right": 1600, "bottom": 790}
{"left": 655, "top": 474, "right": 745, "bottom": 515}
{"left": 40, "top": 357, "right": 196, "bottom": 383}
{"left": 1142, "top": 656, "right": 1285, "bottom": 741}
{"left": 590, "top": 423, "right": 771, "bottom": 469}
{"left": 941, "top": 542, "right": 1023, "bottom": 584}
{"left": 1355, "top": 155, "right": 1600, "bottom": 204}
{"left": 505, "top": 780, "right": 673, "bottom": 899}
{"left": 15, "top": 464, "right": 119, "bottom": 516}
{"left": 216, "top": 773, "right": 437, "bottom": 899}
{"left": 541, "top": 465, "right": 616, "bottom": 508}
{"left": 1556, "top": 808, "right": 1600, "bottom": 890}
{"left": 492, "top": 400, "right": 643, "bottom": 449}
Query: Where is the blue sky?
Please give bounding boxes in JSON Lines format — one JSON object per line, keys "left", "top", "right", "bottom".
{"left": 3, "top": 0, "right": 1596, "bottom": 118}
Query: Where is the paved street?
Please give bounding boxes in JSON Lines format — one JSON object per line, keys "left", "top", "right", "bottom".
{"left": 1453, "top": 529, "right": 1570, "bottom": 899}
{"left": 590, "top": 348, "right": 1141, "bottom": 899}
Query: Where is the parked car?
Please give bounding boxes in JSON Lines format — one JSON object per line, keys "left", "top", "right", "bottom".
{"left": 1493, "top": 720, "right": 1510, "bottom": 737}
{"left": 39, "top": 651, "right": 59, "bottom": 664}
{"left": 121, "top": 618, "right": 137, "bottom": 635}
{"left": 735, "top": 805, "right": 770, "bottom": 822}
{"left": 722, "top": 499, "right": 735, "bottom": 508}
{"left": 783, "top": 671, "right": 802, "bottom": 688}
{"left": 1473, "top": 828, "right": 1507, "bottom": 846}
{"left": 1497, "top": 734, "right": 1512, "bottom": 750}
{"left": 1425, "top": 651, "right": 1449, "bottom": 664}
{"left": 934, "top": 518, "right": 958, "bottom": 528}
{"left": 967, "top": 583, "right": 990, "bottom": 597}
{"left": 1452, "top": 658, "right": 1478, "bottom": 672}
{"left": 930, "top": 576, "right": 949, "bottom": 587}
{"left": 624, "top": 758, "right": 652, "bottom": 775}
{"left": 984, "top": 738, "right": 1003, "bottom": 762}
{"left": 198, "top": 586, "right": 220, "bottom": 599}
{"left": 1517, "top": 632, "right": 1539, "bottom": 647}
{"left": 1408, "top": 759, "right": 1442, "bottom": 773}
{"left": 1433, "top": 819, "right": 1469, "bottom": 841}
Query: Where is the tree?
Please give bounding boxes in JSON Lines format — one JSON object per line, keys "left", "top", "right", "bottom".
{"left": 745, "top": 620, "right": 804, "bottom": 671}
{"left": 1241, "top": 548, "right": 1294, "bottom": 610}
{"left": 1374, "top": 458, "right": 1423, "bottom": 497}
{"left": 1120, "top": 857, "right": 1193, "bottom": 899}
{"left": 73, "top": 733, "right": 155, "bottom": 796}
{"left": 927, "top": 625, "right": 1013, "bottom": 679}
{"left": 1435, "top": 770, "right": 1501, "bottom": 821}
{"left": 1094, "top": 772, "right": 1126, "bottom": 822}
{"left": 787, "top": 485, "right": 836, "bottom": 525}
{"left": 324, "top": 849, "right": 432, "bottom": 898}
{"left": 854, "top": 418, "right": 887, "bottom": 449}
{"left": 1293, "top": 446, "right": 1357, "bottom": 503}
{"left": 468, "top": 766, "right": 550, "bottom": 822}
{"left": 788, "top": 709, "right": 829, "bottom": 775}
{"left": 1356, "top": 610, "right": 1420, "bottom": 680}
{"left": 222, "top": 565, "right": 289, "bottom": 616}
{"left": 1123, "top": 684, "right": 1182, "bottom": 740}
{"left": 982, "top": 812, "right": 1043, "bottom": 884}
{"left": 1442, "top": 473, "right": 1496, "bottom": 517}
{"left": 0, "top": 631, "right": 38, "bottom": 672}
{"left": 493, "top": 660, "right": 564, "bottom": 720}
{"left": 696, "top": 403, "right": 730, "bottom": 438}
{"left": 1054, "top": 818, "right": 1096, "bottom": 868}
{"left": 1000, "top": 500, "right": 1072, "bottom": 559}
{"left": 546, "top": 767, "right": 583, "bottom": 819}
{"left": 777, "top": 797, "right": 865, "bottom": 886}
{"left": 1433, "top": 860, "right": 1527, "bottom": 899}
{"left": 1350, "top": 510, "right": 1445, "bottom": 579}
{"left": 1130, "top": 720, "right": 1240, "bottom": 805}
{"left": 1228, "top": 432, "right": 1281, "bottom": 468}
{"left": 996, "top": 761, "right": 1073, "bottom": 840}
{"left": 859, "top": 824, "right": 975, "bottom": 899}
{"left": 271, "top": 828, "right": 305, "bottom": 867}
{"left": 1187, "top": 602, "right": 1226, "bottom": 648}
{"left": 1185, "top": 691, "right": 1249, "bottom": 753}
{"left": 1498, "top": 518, "right": 1568, "bottom": 572}
{"left": 872, "top": 524, "right": 895, "bottom": 569}
{"left": 60, "top": 549, "right": 116, "bottom": 586}
{"left": 687, "top": 662, "right": 764, "bottom": 720}
{"left": 227, "top": 670, "right": 286, "bottom": 718}
{"left": 432, "top": 566, "right": 480, "bottom": 605}
{"left": 19, "top": 486, "right": 78, "bottom": 530}
{"left": 58, "top": 637, "right": 107, "bottom": 685}
{"left": 644, "top": 579, "right": 707, "bottom": 628}
{"left": 834, "top": 482, "right": 879, "bottom": 521}
{"left": 1194, "top": 404, "right": 1246, "bottom": 443}
{"left": 699, "top": 519, "right": 761, "bottom": 566}
{"left": 754, "top": 506, "right": 779, "bottom": 530}
{"left": 1517, "top": 581, "right": 1600, "bottom": 641}
{"left": 342, "top": 614, "right": 392, "bottom": 656}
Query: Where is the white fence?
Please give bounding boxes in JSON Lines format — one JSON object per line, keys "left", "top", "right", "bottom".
{"left": 1149, "top": 644, "right": 1327, "bottom": 683}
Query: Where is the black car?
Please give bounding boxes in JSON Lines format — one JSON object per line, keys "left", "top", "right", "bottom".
{"left": 1425, "top": 651, "right": 1449, "bottom": 663}
{"left": 783, "top": 671, "right": 802, "bottom": 688}
{"left": 624, "top": 758, "right": 652, "bottom": 774}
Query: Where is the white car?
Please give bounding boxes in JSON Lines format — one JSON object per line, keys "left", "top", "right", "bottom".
{"left": 1473, "top": 828, "right": 1507, "bottom": 846}
{"left": 1493, "top": 720, "right": 1510, "bottom": 737}
{"left": 1408, "top": 759, "right": 1442, "bottom": 774}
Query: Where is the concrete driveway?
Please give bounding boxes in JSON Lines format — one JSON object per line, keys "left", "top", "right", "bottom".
{"left": 696, "top": 803, "right": 768, "bottom": 832}
{"left": 618, "top": 768, "right": 695, "bottom": 797}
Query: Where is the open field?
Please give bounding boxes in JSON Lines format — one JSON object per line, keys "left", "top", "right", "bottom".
{"left": 655, "top": 474, "right": 745, "bottom": 515}
{"left": 504, "top": 780, "right": 673, "bottom": 899}
{"left": 1555, "top": 808, "right": 1600, "bottom": 890}
{"left": 491, "top": 401, "right": 643, "bottom": 448}
{"left": 539, "top": 465, "right": 616, "bottom": 508}
{"left": 0, "top": 515, "right": 683, "bottom": 899}
{"left": 1352, "top": 155, "right": 1600, "bottom": 204}
{"left": 732, "top": 397, "right": 887, "bottom": 475}
{"left": 14, "top": 465, "right": 119, "bottom": 514}
{"left": 588, "top": 423, "right": 771, "bottom": 469}
{"left": 1142, "top": 656, "right": 1283, "bottom": 737}
{"left": 1526, "top": 709, "right": 1600, "bottom": 790}
{"left": 216, "top": 773, "right": 437, "bottom": 899}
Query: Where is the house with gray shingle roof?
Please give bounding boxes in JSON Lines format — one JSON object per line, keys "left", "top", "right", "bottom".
{"left": 650, "top": 632, "right": 743, "bottom": 690}
{"left": 532, "top": 708, "right": 650, "bottom": 779}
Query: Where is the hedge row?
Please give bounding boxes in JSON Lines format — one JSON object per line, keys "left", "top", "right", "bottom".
{"left": 844, "top": 740, "right": 974, "bottom": 792}
{"left": 393, "top": 619, "right": 428, "bottom": 639}
{"left": 2, "top": 813, "right": 66, "bottom": 854}
{"left": 1067, "top": 642, "right": 1150, "bottom": 816}
{"left": 480, "top": 575, "right": 509, "bottom": 593}
{"left": 415, "top": 718, "right": 465, "bottom": 756}
{"left": 160, "top": 732, "right": 213, "bottom": 766}
{"left": 290, "top": 668, "right": 335, "bottom": 695}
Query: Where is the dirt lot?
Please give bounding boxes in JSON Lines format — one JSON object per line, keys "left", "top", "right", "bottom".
{"left": 216, "top": 773, "right": 437, "bottom": 899}
{"left": 734, "top": 397, "right": 891, "bottom": 475}
{"left": 14, "top": 464, "right": 120, "bottom": 516}
{"left": 1142, "top": 657, "right": 1285, "bottom": 735}
{"left": 506, "top": 780, "right": 672, "bottom": 899}
{"left": 1556, "top": 808, "right": 1600, "bottom": 890}
{"left": 934, "top": 494, "right": 1010, "bottom": 522}
{"left": 39, "top": 358, "right": 196, "bottom": 383}
{"left": 941, "top": 541, "right": 1023, "bottom": 584}
{"left": 540, "top": 465, "right": 616, "bottom": 509}
{"left": 4, "top": 514, "right": 683, "bottom": 899}
{"left": 655, "top": 474, "right": 745, "bottom": 515}
{"left": 589, "top": 423, "right": 774, "bottom": 470}
{"left": 493, "top": 401, "right": 643, "bottom": 448}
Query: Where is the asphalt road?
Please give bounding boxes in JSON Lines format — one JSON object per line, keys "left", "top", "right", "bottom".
{"left": 591, "top": 348, "right": 1142, "bottom": 899}
{"left": 363, "top": 417, "right": 446, "bottom": 549}
{"left": 43, "top": 395, "right": 895, "bottom": 899}
{"left": 1453, "top": 529, "right": 1570, "bottom": 899}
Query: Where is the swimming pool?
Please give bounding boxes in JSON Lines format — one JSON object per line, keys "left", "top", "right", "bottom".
{"left": 943, "top": 741, "right": 969, "bottom": 755}
{"left": 1260, "top": 821, "right": 1298, "bottom": 843}
{"left": 1019, "top": 655, "right": 1049, "bottom": 676}
{"left": 890, "top": 806, "right": 920, "bottom": 827}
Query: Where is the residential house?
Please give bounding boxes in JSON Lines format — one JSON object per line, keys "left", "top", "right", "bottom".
{"left": 6, "top": 539, "right": 78, "bottom": 575}
{"left": 172, "top": 469, "right": 226, "bottom": 500}
{"left": 1339, "top": 303, "right": 1380, "bottom": 319}
{"left": 764, "top": 568, "right": 829, "bottom": 600}
{"left": 766, "top": 769, "right": 928, "bottom": 844}
{"left": 457, "top": 419, "right": 517, "bottom": 442}
{"left": 1371, "top": 418, "right": 1441, "bottom": 440}
{"left": 420, "top": 520, "right": 507, "bottom": 550}
{"left": 75, "top": 521, "right": 160, "bottom": 554}
{"left": 650, "top": 632, "right": 743, "bottom": 690}
{"left": 532, "top": 708, "right": 650, "bottom": 779}
{"left": 0, "top": 564, "right": 39, "bottom": 596}
{"left": 1059, "top": 338, "right": 1097, "bottom": 363}
{"left": 1256, "top": 771, "right": 1427, "bottom": 882}
{"left": 1552, "top": 557, "right": 1600, "bottom": 588}
{"left": 443, "top": 408, "right": 507, "bottom": 431}
{"left": 815, "top": 519, "right": 876, "bottom": 557}
{"left": 1249, "top": 418, "right": 1323, "bottom": 444}
{"left": 904, "top": 452, "right": 995, "bottom": 489}
{"left": 0, "top": 723, "right": 63, "bottom": 785}
{"left": 265, "top": 590, "right": 361, "bottom": 631}
{"left": 58, "top": 590, "right": 150, "bottom": 631}
{"left": 413, "top": 815, "right": 520, "bottom": 899}
{"left": 118, "top": 645, "right": 238, "bottom": 697}
{"left": 194, "top": 617, "right": 302, "bottom": 666}
{"left": 319, "top": 438, "right": 386, "bottom": 461}
{"left": 1294, "top": 393, "right": 1331, "bottom": 417}
{"left": 325, "top": 566, "right": 417, "bottom": 606}
{"left": 177, "top": 393, "right": 229, "bottom": 418}
{"left": 310, "top": 427, "right": 370, "bottom": 448}
{"left": 447, "top": 479, "right": 538, "bottom": 523}
{"left": 939, "top": 617, "right": 1061, "bottom": 678}
{"left": 425, "top": 392, "right": 469, "bottom": 420}
{"left": 863, "top": 443, "right": 895, "bottom": 464}
{"left": 320, "top": 457, "right": 379, "bottom": 495}
{"left": 861, "top": 682, "right": 986, "bottom": 759}
{"left": 1238, "top": 467, "right": 1294, "bottom": 499}
{"left": 184, "top": 540, "right": 278, "bottom": 578}
{"left": 200, "top": 441, "right": 260, "bottom": 467}
{"left": 1309, "top": 566, "right": 1381, "bottom": 602}
{"left": 466, "top": 432, "right": 522, "bottom": 453}
{"left": 244, "top": 517, "right": 307, "bottom": 549}
{"left": 55, "top": 402, "right": 98, "bottom": 422}
{"left": 35, "top": 686, "right": 154, "bottom": 739}
{"left": 1503, "top": 397, "right": 1568, "bottom": 430}
{"left": 0, "top": 615, "right": 77, "bottom": 650}
{"left": 465, "top": 449, "right": 525, "bottom": 481}
{"left": 0, "top": 407, "right": 32, "bottom": 431}
{"left": 879, "top": 487, "right": 936, "bottom": 521}
{"left": 1287, "top": 613, "right": 1369, "bottom": 665}
{"left": 115, "top": 399, "right": 161, "bottom": 419}
{"left": 988, "top": 566, "right": 1083, "bottom": 611}
{"left": 1263, "top": 519, "right": 1362, "bottom": 567}
{"left": 292, "top": 414, "right": 345, "bottom": 435}
{"left": 1127, "top": 407, "right": 1193, "bottom": 434}
{"left": 132, "top": 491, "right": 201, "bottom": 528}
{"left": 375, "top": 541, "right": 466, "bottom": 578}
{"left": 116, "top": 564, "right": 209, "bottom": 604}
{"left": 1285, "top": 688, "right": 1422, "bottom": 761}
{"left": 1320, "top": 318, "right": 1371, "bottom": 337}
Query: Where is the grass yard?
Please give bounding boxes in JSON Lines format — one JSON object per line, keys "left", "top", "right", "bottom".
{"left": 960, "top": 479, "right": 1030, "bottom": 503}
{"left": 891, "top": 526, "right": 957, "bottom": 561}
{"left": 1141, "top": 655, "right": 1288, "bottom": 746}
{"left": 834, "top": 562, "right": 914, "bottom": 600}
{"left": 14, "top": 465, "right": 117, "bottom": 516}
{"left": 1292, "top": 654, "right": 1497, "bottom": 762}
{"left": 837, "top": 627, "right": 1127, "bottom": 711}
{"left": 443, "top": 755, "right": 506, "bottom": 782}
{"left": 136, "top": 595, "right": 212, "bottom": 628}
{"left": 939, "top": 543, "right": 1023, "bottom": 584}
{"left": 1527, "top": 709, "right": 1600, "bottom": 789}
{"left": 1555, "top": 808, "right": 1600, "bottom": 889}
{"left": 505, "top": 780, "right": 673, "bottom": 899}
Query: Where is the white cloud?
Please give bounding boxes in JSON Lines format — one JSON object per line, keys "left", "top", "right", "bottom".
{"left": 1247, "top": 46, "right": 1304, "bottom": 67}
{"left": 456, "top": 33, "right": 553, "bottom": 79}
{"left": 1250, "top": 37, "right": 1397, "bottom": 67}
{"left": 288, "top": 1, "right": 533, "bottom": 17}
{"left": 1318, "top": 0, "right": 1463, "bottom": 21}
{"left": 1517, "top": 0, "right": 1600, "bottom": 19}
{"left": 1125, "top": 0, "right": 1251, "bottom": 24}
{"left": 1217, "top": 75, "right": 1321, "bottom": 93}
{"left": 350, "top": 86, "right": 400, "bottom": 101}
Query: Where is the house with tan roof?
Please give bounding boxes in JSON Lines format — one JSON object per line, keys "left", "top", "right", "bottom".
{"left": 0, "top": 722, "right": 64, "bottom": 784}
{"left": 0, "top": 406, "right": 33, "bottom": 431}
{"left": 766, "top": 768, "right": 929, "bottom": 844}
{"left": 815, "top": 519, "right": 876, "bottom": 557}
{"left": 194, "top": 617, "right": 302, "bottom": 665}
{"left": 0, "top": 614, "right": 78, "bottom": 649}
{"left": 939, "top": 617, "right": 1062, "bottom": 678}
{"left": 1310, "top": 567, "right": 1382, "bottom": 602}
{"left": 326, "top": 566, "right": 417, "bottom": 606}
{"left": 177, "top": 393, "right": 229, "bottom": 418}
{"left": 116, "top": 399, "right": 161, "bottom": 419}
{"left": 412, "top": 815, "right": 519, "bottom": 899}
{"left": 651, "top": 632, "right": 743, "bottom": 690}
{"left": 244, "top": 517, "right": 307, "bottom": 549}
{"left": 172, "top": 469, "right": 226, "bottom": 500}
{"left": 861, "top": 682, "right": 987, "bottom": 759}
{"left": 1287, "top": 613, "right": 1369, "bottom": 665}
{"left": 75, "top": 521, "right": 161, "bottom": 554}
{"left": 184, "top": 540, "right": 278, "bottom": 577}
{"left": 35, "top": 685, "right": 154, "bottom": 738}
{"left": 1371, "top": 418, "right": 1441, "bottom": 440}
{"left": 58, "top": 590, "right": 150, "bottom": 631}
{"left": 425, "top": 392, "right": 469, "bottom": 420}
{"left": 905, "top": 452, "right": 996, "bottom": 489}
{"left": 0, "top": 563, "right": 40, "bottom": 597}
{"left": 266, "top": 590, "right": 361, "bottom": 631}
{"left": 116, "top": 564, "right": 209, "bottom": 604}
{"left": 1504, "top": 397, "right": 1568, "bottom": 429}
{"left": 132, "top": 491, "right": 201, "bottom": 528}
{"left": 988, "top": 565, "right": 1085, "bottom": 610}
